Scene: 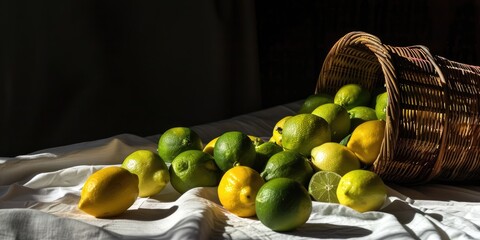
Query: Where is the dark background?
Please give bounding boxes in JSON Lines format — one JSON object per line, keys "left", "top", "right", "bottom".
{"left": 1, "top": 0, "right": 479, "bottom": 157}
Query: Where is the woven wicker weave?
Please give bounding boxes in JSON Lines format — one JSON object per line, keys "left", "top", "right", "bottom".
{"left": 316, "top": 31, "right": 480, "bottom": 184}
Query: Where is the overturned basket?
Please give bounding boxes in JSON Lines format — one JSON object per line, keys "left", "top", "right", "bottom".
{"left": 316, "top": 31, "right": 480, "bottom": 184}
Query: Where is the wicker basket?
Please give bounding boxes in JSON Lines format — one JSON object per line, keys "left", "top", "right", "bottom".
{"left": 316, "top": 31, "right": 480, "bottom": 184}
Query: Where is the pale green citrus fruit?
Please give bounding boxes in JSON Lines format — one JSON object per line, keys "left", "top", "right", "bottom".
{"left": 310, "top": 142, "right": 361, "bottom": 176}
{"left": 308, "top": 171, "right": 342, "bottom": 203}
{"left": 337, "top": 169, "right": 387, "bottom": 212}
{"left": 281, "top": 114, "right": 331, "bottom": 157}
{"left": 312, "top": 103, "right": 351, "bottom": 142}
{"left": 334, "top": 83, "right": 371, "bottom": 110}
{"left": 121, "top": 150, "right": 170, "bottom": 197}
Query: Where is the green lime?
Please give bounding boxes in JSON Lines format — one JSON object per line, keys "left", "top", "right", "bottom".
{"left": 308, "top": 171, "right": 342, "bottom": 203}
{"left": 375, "top": 92, "right": 388, "bottom": 121}
{"left": 260, "top": 150, "right": 314, "bottom": 188}
{"left": 121, "top": 150, "right": 170, "bottom": 197}
{"left": 253, "top": 141, "right": 283, "bottom": 173}
{"left": 281, "top": 114, "right": 331, "bottom": 157}
{"left": 312, "top": 103, "right": 351, "bottom": 142}
{"left": 334, "top": 84, "right": 371, "bottom": 110}
{"left": 298, "top": 93, "right": 334, "bottom": 114}
{"left": 157, "top": 127, "right": 203, "bottom": 163}
{"left": 256, "top": 178, "right": 312, "bottom": 232}
{"left": 311, "top": 142, "right": 361, "bottom": 176}
{"left": 348, "top": 106, "right": 377, "bottom": 131}
{"left": 169, "top": 150, "right": 222, "bottom": 194}
{"left": 213, "top": 131, "right": 256, "bottom": 172}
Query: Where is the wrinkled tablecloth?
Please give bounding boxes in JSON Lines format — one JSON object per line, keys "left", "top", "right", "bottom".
{"left": 1, "top": 102, "right": 479, "bottom": 240}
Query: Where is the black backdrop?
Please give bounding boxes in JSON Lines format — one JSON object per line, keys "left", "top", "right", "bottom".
{"left": 1, "top": 0, "right": 479, "bottom": 157}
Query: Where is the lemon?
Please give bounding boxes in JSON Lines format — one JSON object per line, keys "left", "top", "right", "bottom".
{"left": 298, "top": 93, "right": 334, "bottom": 114}
{"left": 348, "top": 106, "right": 377, "bottom": 130}
{"left": 337, "top": 169, "right": 387, "bottom": 212}
{"left": 260, "top": 150, "right": 314, "bottom": 188}
{"left": 271, "top": 116, "right": 292, "bottom": 146}
{"left": 334, "top": 84, "right": 371, "bottom": 110}
{"left": 347, "top": 120, "right": 385, "bottom": 165}
{"left": 202, "top": 137, "right": 218, "bottom": 156}
{"left": 213, "top": 131, "right": 256, "bottom": 172}
{"left": 281, "top": 114, "right": 331, "bottom": 157}
{"left": 375, "top": 92, "right": 388, "bottom": 121}
{"left": 312, "top": 103, "right": 351, "bottom": 142}
{"left": 308, "top": 171, "right": 342, "bottom": 203}
{"left": 78, "top": 166, "right": 139, "bottom": 218}
{"left": 121, "top": 150, "right": 170, "bottom": 197}
{"left": 169, "top": 150, "right": 222, "bottom": 194}
{"left": 255, "top": 178, "right": 312, "bottom": 232}
{"left": 311, "top": 142, "right": 361, "bottom": 176}
{"left": 253, "top": 141, "right": 283, "bottom": 173}
{"left": 158, "top": 127, "right": 203, "bottom": 163}
{"left": 218, "top": 166, "right": 265, "bottom": 217}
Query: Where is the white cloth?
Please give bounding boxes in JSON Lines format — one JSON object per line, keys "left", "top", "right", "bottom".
{"left": 1, "top": 102, "right": 480, "bottom": 240}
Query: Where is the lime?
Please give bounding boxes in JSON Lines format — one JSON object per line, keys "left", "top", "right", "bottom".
{"left": 169, "top": 150, "right": 222, "bottom": 194}
{"left": 298, "top": 93, "right": 334, "bottom": 114}
{"left": 312, "top": 103, "right": 351, "bottom": 142}
{"left": 337, "top": 169, "right": 387, "bottom": 212}
{"left": 347, "top": 120, "right": 385, "bottom": 165}
{"left": 157, "top": 127, "right": 203, "bottom": 163}
{"left": 260, "top": 150, "right": 314, "bottom": 187}
{"left": 375, "top": 92, "right": 388, "bottom": 121}
{"left": 218, "top": 166, "right": 265, "bottom": 217}
{"left": 253, "top": 141, "right": 283, "bottom": 173}
{"left": 310, "top": 142, "right": 361, "bottom": 176}
{"left": 281, "top": 114, "right": 331, "bottom": 157}
{"left": 78, "top": 166, "right": 139, "bottom": 218}
{"left": 213, "top": 131, "right": 256, "bottom": 172}
{"left": 255, "top": 178, "right": 312, "bottom": 232}
{"left": 121, "top": 150, "right": 170, "bottom": 197}
{"left": 308, "top": 171, "right": 342, "bottom": 203}
{"left": 348, "top": 106, "right": 377, "bottom": 131}
{"left": 334, "top": 84, "right": 371, "bottom": 110}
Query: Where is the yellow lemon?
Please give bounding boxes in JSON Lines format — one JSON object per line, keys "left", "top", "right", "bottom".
{"left": 121, "top": 150, "right": 170, "bottom": 197}
{"left": 310, "top": 142, "right": 361, "bottom": 176}
{"left": 281, "top": 114, "right": 331, "bottom": 156}
{"left": 203, "top": 137, "right": 218, "bottom": 155}
{"left": 218, "top": 166, "right": 265, "bottom": 217}
{"left": 347, "top": 120, "right": 385, "bottom": 165}
{"left": 271, "top": 116, "right": 292, "bottom": 146}
{"left": 255, "top": 178, "right": 312, "bottom": 232}
{"left": 337, "top": 169, "right": 387, "bottom": 212}
{"left": 78, "top": 166, "right": 139, "bottom": 218}
{"left": 157, "top": 127, "right": 203, "bottom": 163}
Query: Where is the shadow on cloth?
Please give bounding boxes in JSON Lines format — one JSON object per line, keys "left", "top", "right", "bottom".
{"left": 287, "top": 223, "right": 372, "bottom": 239}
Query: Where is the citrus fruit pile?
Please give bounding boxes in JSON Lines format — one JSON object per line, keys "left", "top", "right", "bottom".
{"left": 77, "top": 83, "right": 390, "bottom": 232}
